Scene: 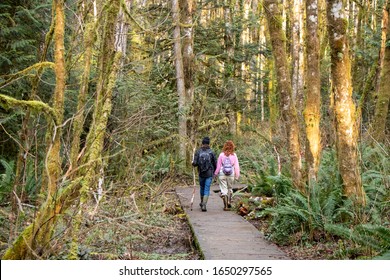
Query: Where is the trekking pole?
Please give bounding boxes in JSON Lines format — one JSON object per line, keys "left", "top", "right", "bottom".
{"left": 190, "top": 147, "right": 196, "bottom": 211}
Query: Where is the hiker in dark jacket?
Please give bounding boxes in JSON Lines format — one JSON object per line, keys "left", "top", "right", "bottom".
{"left": 192, "top": 136, "right": 217, "bottom": 212}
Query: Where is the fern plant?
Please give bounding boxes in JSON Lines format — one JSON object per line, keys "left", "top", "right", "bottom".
{"left": 258, "top": 146, "right": 390, "bottom": 258}
{"left": 141, "top": 152, "right": 180, "bottom": 182}
{"left": 325, "top": 223, "right": 390, "bottom": 258}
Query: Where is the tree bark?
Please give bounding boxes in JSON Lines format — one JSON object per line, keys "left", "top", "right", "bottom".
{"left": 304, "top": 0, "right": 322, "bottom": 185}
{"left": 45, "top": 0, "right": 66, "bottom": 199}
{"left": 291, "top": 0, "right": 305, "bottom": 115}
{"left": 69, "top": 21, "right": 95, "bottom": 176}
{"left": 172, "top": 0, "right": 187, "bottom": 162}
{"left": 224, "top": 0, "right": 237, "bottom": 135}
{"left": 371, "top": 2, "right": 390, "bottom": 143}
{"left": 180, "top": 0, "right": 196, "bottom": 159}
{"left": 264, "top": 0, "right": 303, "bottom": 190}
{"left": 326, "top": 0, "right": 366, "bottom": 205}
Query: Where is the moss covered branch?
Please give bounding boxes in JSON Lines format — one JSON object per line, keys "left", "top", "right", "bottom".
{"left": 0, "top": 62, "right": 55, "bottom": 89}
{"left": 0, "top": 94, "right": 58, "bottom": 125}
{"left": 120, "top": 0, "right": 146, "bottom": 31}
{"left": 198, "top": 117, "right": 229, "bottom": 132}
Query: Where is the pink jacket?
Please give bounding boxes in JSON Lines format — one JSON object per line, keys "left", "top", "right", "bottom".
{"left": 214, "top": 152, "right": 240, "bottom": 179}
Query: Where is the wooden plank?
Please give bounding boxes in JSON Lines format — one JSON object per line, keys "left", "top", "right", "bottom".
{"left": 176, "top": 185, "right": 289, "bottom": 260}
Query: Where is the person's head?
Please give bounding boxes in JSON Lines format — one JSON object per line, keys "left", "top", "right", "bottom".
{"left": 222, "top": 140, "right": 235, "bottom": 156}
{"left": 202, "top": 136, "right": 210, "bottom": 146}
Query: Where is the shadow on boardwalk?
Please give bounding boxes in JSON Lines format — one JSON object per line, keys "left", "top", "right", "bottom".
{"left": 176, "top": 183, "right": 289, "bottom": 260}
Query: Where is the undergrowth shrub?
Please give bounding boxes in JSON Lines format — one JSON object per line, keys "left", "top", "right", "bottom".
{"left": 256, "top": 146, "right": 390, "bottom": 258}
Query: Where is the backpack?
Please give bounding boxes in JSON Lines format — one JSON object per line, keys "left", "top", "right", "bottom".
{"left": 222, "top": 156, "right": 233, "bottom": 175}
{"left": 198, "top": 149, "right": 212, "bottom": 172}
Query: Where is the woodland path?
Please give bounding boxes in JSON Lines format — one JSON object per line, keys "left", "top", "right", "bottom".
{"left": 176, "top": 183, "right": 289, "bottom": 260}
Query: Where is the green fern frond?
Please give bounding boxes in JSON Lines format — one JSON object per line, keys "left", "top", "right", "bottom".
{"left": 0, "top": 54, "right": 12, "bottom": 66}
{"left": 355, "top": 224, "right": 390, "bottom": 249}
{"left": 16, "top": 7, "right": 41, "bottom": 27}
{"left": 374, "top": 250, "right": 390, "bottom": 259}
{"left": 10, "top": 39, "right": 35, "bottom": 51}
{"left": 324, "top": 223, "right": 352, "bottom": 239}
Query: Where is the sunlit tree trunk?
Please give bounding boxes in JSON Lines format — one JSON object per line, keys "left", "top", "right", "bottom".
{"left": 45, "top": 0, "right": 66, "bottom": 199}
{"left": 291, "top": 0, "right": 305, "bottom": 114}
{"left": 172, "top": 0, "right": 187, "bottom": 161}
{"left": 304, "top": 0, "right": 322, "bottom": 185}
{"left": 240, "top": 0, "right": 253, "bottom": 129}
{"left": 326, "top": 0, "right": 366, "bottom": 205}
{"left": 371, "top": 2, "right": 390, "bottom": 143}
{"left": 223, "top": 0, "right": 237, "bottom": 135}
{"left": 264, "top": 0, "right": 303, "bottom": 190}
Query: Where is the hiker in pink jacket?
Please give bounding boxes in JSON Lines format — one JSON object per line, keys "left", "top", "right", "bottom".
{"left": 214, "top": 140, "right": 240, "bottom": 210}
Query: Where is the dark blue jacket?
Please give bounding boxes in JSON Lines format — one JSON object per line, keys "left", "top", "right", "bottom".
{"left": 192, "top": 145, "right": 217, "bottom": 178}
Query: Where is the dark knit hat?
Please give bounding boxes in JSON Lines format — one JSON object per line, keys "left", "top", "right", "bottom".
{"left": 202, "top": 136, "right": 210, "bottom": 145}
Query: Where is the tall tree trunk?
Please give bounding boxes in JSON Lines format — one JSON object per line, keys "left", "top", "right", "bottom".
{"left": 3, "top": 0, "right": 66, "bottom": 259}
{"left": 69, "top": 20, "right": 95, "bottom": 176}
{"left": 3, "top": 0, "right": 121, "bottom": 259}
{"left": 172, "top": 0, "right": 187, "bottom": 162}
{"left": 181, "top": 0, "right": 196, "bottom": 156}
{"left": 224, "top": 0, "right": 237, "bottom": 135}
{"left": 304, "top": 0, "right": 322, "bottom": 185}
{"left": 264, "top": 0, "right": 303, "bottom": 190}
{"left": 371, "top": 2, "right": 390, "bottom": 143}
{"left": 291, "top": 0, "right": 305, "bottom": 115}
{"left": 374, "top": 1, "right": 389, "bottom": 94}
{"left": 45, "top": 0, "right": 66, "bottom": 199}
{"left": 326, "top": 0, "right": 366, "bottom": 205}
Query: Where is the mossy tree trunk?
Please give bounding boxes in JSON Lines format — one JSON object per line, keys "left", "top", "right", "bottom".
{"left": 3, "top": 0, "right": 121, "bottom": 259}
{"left": 172, "top": 0, "right": 187, "bottom": 163}
{"left": 69, "top": 20, "right": 96, "bottom": 175}
{"left": 223, "top": 0, "right": 237, "bottom": 135}
{"left": 2, "top": 0, "right": 66, "bottom": 259}
{"left": 180, "top": 0, "right": 196, "bottom": 164}
{"left": 326, "top": 0, "right": 366, "bottom": 205}
{"left": 45, "top": 0, "right": 66, "bottom": 199}
{"left": 264, "top": 0, "right": 303, "bottom": 191}
{"left": 374, "top": 0, "right": 389, "bottom": 94}
{"left": 371, "top": 2, "right": 390, "bottom": 143}
{"left": 304, "top": 0, "right": 322, "bottom": 185}
{"left": 291, "top": 0, "right": 305, "bottom": 116}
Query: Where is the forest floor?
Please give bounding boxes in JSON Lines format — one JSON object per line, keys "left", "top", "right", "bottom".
{"left": 0, "top": 180, "right": 337, "bottom": 260}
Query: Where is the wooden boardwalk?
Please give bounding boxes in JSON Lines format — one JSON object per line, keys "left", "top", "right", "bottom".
{"left": 176, "top": 183, "right": 289, "bottom": 260}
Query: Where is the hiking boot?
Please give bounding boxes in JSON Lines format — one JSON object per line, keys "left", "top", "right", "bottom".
{"left": 227, "top": 192, "right": 232, "bottom": 208}
{"left": 222, "top": 195, "right": 229, "bottom": 211}
{"left": 199, "top": 196, "right": 204, "bottom": 208}
{"left": 201, "top": 196, "right": 208, "bottom": 212}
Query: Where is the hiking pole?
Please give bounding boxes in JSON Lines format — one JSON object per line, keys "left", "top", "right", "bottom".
{"left": 190, "top": 166, "right": 196, "bottom": 211}
{"left": 190, "top": 147, "right": 196, "bottom": 211}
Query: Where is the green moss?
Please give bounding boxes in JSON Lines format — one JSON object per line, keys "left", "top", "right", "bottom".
{"left": 0, "top": 94, "right": 58, "bottom": 125}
